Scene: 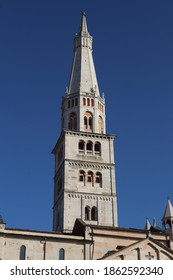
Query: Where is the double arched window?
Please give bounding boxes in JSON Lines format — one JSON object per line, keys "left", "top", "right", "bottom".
{"left": 85, "top": 206, "right": 98, "bottom": 221}
{"left": 84, "top": 112, "right": 93, "bottom": 130}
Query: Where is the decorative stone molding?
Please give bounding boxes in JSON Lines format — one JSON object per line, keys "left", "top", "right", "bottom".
{"left": 67, "top": 193, "right": 112, "bottom": 201}
{"left": 68, "top": 160, "right": 111, "bottom": 169}
{"left": 64, "top": 129, "right": 115, "bottom": 140}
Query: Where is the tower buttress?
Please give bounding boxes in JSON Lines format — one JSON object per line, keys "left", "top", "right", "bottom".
{"left": 52, "top": 13, "right": 118, "bottom": 233}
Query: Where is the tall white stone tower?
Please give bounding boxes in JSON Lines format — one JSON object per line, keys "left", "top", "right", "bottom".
{"left": 52, "top": 13, "right": 118, "bottom": 232}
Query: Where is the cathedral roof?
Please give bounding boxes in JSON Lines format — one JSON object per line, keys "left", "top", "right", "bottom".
{"left": 99, "top": 237, "right": 173, "bottom": 260}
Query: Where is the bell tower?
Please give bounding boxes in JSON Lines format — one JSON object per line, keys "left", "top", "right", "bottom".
{"left": 52, "top": 13, "right": 118, "bottom": 232}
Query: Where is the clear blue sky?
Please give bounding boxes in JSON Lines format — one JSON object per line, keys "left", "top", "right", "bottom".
{"left": 0, "top": 0, "right": 173, "bottom": 231}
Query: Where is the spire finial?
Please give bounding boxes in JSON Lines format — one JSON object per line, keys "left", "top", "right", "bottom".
{"left": 80, "top": 11, "right": 88, "bottom": 34}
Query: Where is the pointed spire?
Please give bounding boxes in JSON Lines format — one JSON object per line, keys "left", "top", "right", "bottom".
{"left": 144, "top": 217, "right": 151, "bottom": 230}
{"left": 80, "top": 12, "right": 88, "bottom": 35}
{"left": 162, "top": 198, "right": 173, "bottom": 220}
{"left": 68, "top": 12, "right": 100, "bottom": 96}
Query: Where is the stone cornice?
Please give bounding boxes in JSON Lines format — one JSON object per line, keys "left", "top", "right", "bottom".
{"left": 67, "top": 159, "right": 114, "bottom": 169}
{"left": 64, "top": 129, "right": 115, "bottom": 140}
{"left": 65, "top": 192, "right": 116, "bottom": 200}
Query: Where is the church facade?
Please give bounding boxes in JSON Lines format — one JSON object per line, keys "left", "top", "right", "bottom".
{"left": 0, "top": 13, "right": 173, "bottom": 260}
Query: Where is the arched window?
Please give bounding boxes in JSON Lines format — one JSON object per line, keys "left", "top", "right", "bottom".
{"left": 87, "top": 98, "right": 90, "bottom": 106}
{"left": 78, "top": 140, "right": 85, "bottom": 153}
{"left": 84, "top": 116, "right": 87, "bottom": 129}
{"left": 84, "top": 112, "right": 93, "bottom": 131}
{"left": 98, "top": 116, "right": 103, "bottom": 133}
{"left": 91, "top": 99, "right": 94, "bottom": 106}
{"left": 72, "top": 99, "right": 74, "bottom": 107}
{"left": 79, "top": 170, "right": 85, "bottom": 185}
{"left": 94, "top": 142, "right": 101, "bottom": 155}
{"left": 87, "top": 171, "right": 94, "bottom": 185}
{"left": 59, "top": 248, "right": 65, "bottom": 260}
{"left": 69, "top": 112, "right": 77, "bottom": 130}
{"left": 75, "top": 98, "right": 78, "bottom": 106}
{"left": 95, "top": 172, "right": 102, "bottom": 187}
{"left": 91, "top": 207, "right": 98, "bottom": 221}
{"left": 85, "top": 206, "right": 90, "bottom": 220}
{"left": 86, "top": 141, "right": 93, "bottom": 154}
{"left": 19, "top": 245, "right": 26, "bottom": 260}
{"left": 89, "top": 117, "right": 92, "bottom": 129}
{"left": 83, "top": 98, "right": 86, "bottom": 106}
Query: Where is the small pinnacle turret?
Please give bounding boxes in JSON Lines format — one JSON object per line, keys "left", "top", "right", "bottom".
{"left": 162, "top": 198, "right": 173, "bottom": 237}
{"left": 162, "top": 198, "right": 173, "bottom": 221}
{"left": 144, "top": 217, "right": 151, "bottom": 230}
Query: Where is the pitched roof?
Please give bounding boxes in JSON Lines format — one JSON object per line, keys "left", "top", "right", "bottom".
{"left": 99, "top": 237, "right": 173, "bottom": 260}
